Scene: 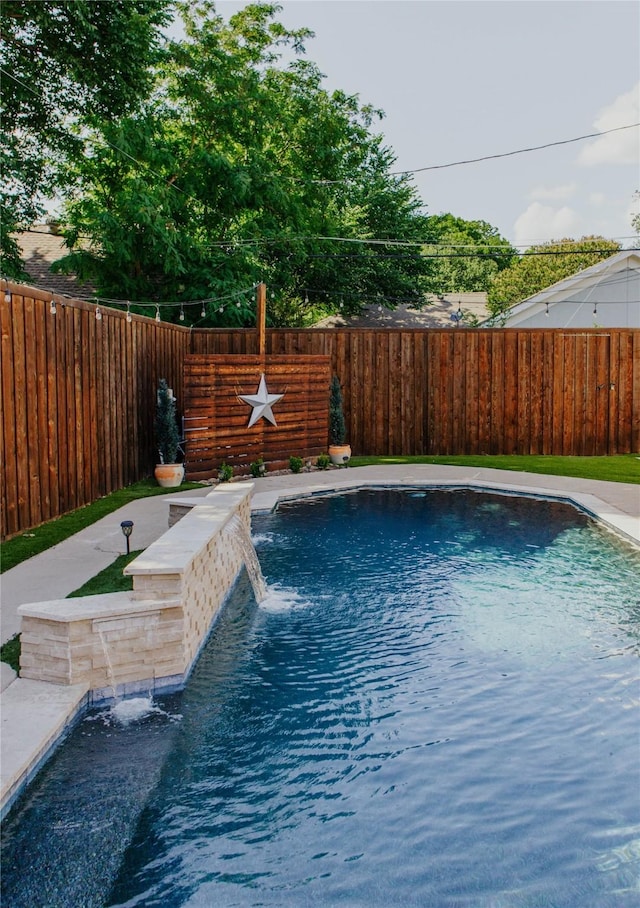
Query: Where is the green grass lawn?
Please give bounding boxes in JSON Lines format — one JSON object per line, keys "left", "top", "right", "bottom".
{"left": 67, "top": 549, "right": 140, "bottom": 598}
{"left": 350, "top": 454, "right": 640, "bottom": 484}
{"left": 0, "top": 478, "right": 205, "bottom": 574}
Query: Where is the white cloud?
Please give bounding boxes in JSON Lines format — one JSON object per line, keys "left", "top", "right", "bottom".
{"left": 528, "top": 183, "right": 577, "bottom": 202}
{"left": 513, "top": 203, "right": 581, "bottom": 247}
{"left": 588, "top": 192, "right": 606, "bottom": 206}
{"left": 578, "top": 83, "right": 640, "bottom": 166}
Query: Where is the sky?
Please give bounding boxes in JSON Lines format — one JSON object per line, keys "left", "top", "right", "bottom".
{"left": 216, "top": 0, "right": 640, "bottom": 248}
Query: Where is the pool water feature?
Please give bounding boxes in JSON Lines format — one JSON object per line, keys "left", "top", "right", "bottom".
{"left": 2, "top": 489, "right": 639, "bottom": 907}
{"left": 223, "top": 512, "right": 268, "bottom": 603}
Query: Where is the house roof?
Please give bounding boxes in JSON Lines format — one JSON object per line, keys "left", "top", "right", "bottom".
{"left": 15, "top": 226, "right": 96, "bottom": 297}
{"left": 314, "top": 292, "right": 489, "bottom": 329}
{"left": 496, "top": 248, "right": 640, "bottom": 328}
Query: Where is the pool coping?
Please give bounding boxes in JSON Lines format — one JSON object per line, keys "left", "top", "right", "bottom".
{"left": 2, "top": 467, "right": 638, "bottom": 819}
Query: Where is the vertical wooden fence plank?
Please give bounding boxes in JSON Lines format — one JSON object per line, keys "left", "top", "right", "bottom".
{"left": 631, "top": 331, "right": 640, "bottom": 453}
{"left": 450, "top": 331, "right": 463, "bottom": 453}
{"left": 465, "top": 330, "right": 479, "bottom": 454}
{"left": 559, "top": 332, "right": 579, "bottom": 455}
{"left": 13, "top": 293, "right": 32, "bottom": 528}
{"left": 593, "top": 334, "right": 610, "bottom": 456}
{"left": 72, "top": 306, "right": 85, "bottom": 506}
{"left": 35, "top": 296, "right": 52, "bottom": 521}
{"left": 24, "top": 295, "right": 42, "bottom": 527}
{"left": 426, "top": 332, "right": 438, "bottom": 454}
{"left": 477, "top": 331, "right": 491, "bottom": 453}
{"left": 503, "top": 332, "right": 518, "bottom": 454}
{"left": 440, "top": 332, "right": 454, "bottom": 454}
{"left": 1, "top": 291, "right": 19, "bottom": 537}
{"left": 490, "top": 331, "right": 504, "bottom": 454}
{"left": 528, "top": 331, "right": 543, "bottom": 454}
{"left": 541, "top": 331, "right": 554, "bottom": 454}
{"left": 516, "top": 331, "right": 531, "bottom": 455}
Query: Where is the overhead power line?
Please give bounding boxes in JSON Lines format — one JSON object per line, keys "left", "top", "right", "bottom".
{"left": 307, "top": 123, "right": 640, "bottom": 185}
{"left": 390, "top": 123, "right": 640, "bottom": 176}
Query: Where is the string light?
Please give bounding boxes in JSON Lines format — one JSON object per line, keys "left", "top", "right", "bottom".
{"left": 593, "top": 303, "right": 598, "bottom": 316}
{"left": 5, "top": 288, "right": 11, "bottom": 303}
{"left": 155, "top": 305, "right": 161, "bottom": 323}
{"left": 50, "top": 296, "right": 56, "bottom": 315}
{"left": 201, "top": 304, "right": 206, "bottom": 318}
{"left": 545, "top": 302, "right": 550, "bottom": 317}
{"left": 95, "top": 306, "right": 102, "bottom": 321}
{"left": 179, "top": 305, "right": 185, "bottom": 321}
{"left": 126, "top": 303, "right": 132, "bottom": 323}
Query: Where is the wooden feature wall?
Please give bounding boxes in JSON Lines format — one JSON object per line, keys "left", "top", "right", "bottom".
{"left": 2, "top": 281, "right": 639, "bottom": 538}
{"left": 183, "top": 354, "right": 331, "bottom": 479}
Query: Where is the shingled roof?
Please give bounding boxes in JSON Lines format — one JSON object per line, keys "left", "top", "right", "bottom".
{"left": 314, "top": 292, "right": 489, "bottom": 328}
{"left": 14, "top": 226, "right": 96, "bottom": 297}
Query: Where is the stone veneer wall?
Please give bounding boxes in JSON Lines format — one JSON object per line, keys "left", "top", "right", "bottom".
{"left": 18, "top": 484, "right": 253, "bottom": 702}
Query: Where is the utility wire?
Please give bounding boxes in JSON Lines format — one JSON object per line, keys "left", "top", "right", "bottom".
{"left": 387, "top": 123, "right": 640, "bottom": 177}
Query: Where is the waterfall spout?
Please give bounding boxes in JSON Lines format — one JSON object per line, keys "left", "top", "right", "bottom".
{"left": 224, "top": 514, "right": 268, "bottom": 603}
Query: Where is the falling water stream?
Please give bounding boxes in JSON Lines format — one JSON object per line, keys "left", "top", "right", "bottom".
{"left": 224, "top": 513, "right": 268, "bottom": 603}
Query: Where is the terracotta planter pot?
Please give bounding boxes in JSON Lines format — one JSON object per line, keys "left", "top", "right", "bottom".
{"left": 154, "top": 463, "right": 185, "bottom": 488}
{"left": 328, "top": 444, "right": 351, "bottom": 466}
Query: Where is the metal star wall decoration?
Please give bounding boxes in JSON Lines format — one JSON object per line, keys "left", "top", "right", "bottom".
{"left": 238, "top": 374, "right": 285, "bottom": 428}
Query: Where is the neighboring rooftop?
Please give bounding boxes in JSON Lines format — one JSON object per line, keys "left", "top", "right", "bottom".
{"left": 314, "top": 292, "right": 489, "bottom": 329}
{"left": 15, "top": 225, "right": 95, "bottom": 298}
{"left": 495, "top": 249, "right": 640, "bottom": 329}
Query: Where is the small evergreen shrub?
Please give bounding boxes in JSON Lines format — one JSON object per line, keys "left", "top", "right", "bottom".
{"left": 154, "top": 379, "right": 180, "bottom": 464}
{"left": 329, "top": 375, "right": 346, "bottom": 446}
{"left": 316, "top": 453, "right": 330, "bottom": 470}
{"left": 250, "top": 459, "right": 266, "bottom": 478}
{"left": 289, "top": 455, "right": 303, "bottom": 473}
{"left": 218, "top": 463, "right": 234, "bottom": 482}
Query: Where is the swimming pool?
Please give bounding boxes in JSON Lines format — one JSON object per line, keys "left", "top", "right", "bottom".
{"left": 2, "top": 489, "right": 639, "bottom": 907}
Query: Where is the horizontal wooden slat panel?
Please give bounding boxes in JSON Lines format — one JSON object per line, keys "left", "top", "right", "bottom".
{"left": 183, "top": 354, "right": 332, "bottom": 478}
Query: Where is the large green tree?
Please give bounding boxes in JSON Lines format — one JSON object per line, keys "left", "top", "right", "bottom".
{"left": 52, "top": 2, "right": 432, "bottom": 325}
{"left": 486, "top": 236, "right": 621, "bottom": 319}
{"left": 0, "top": 0, "right": 172, "bottom": 276}
{"left": 422, "top": 214, "right": 516, "bottom": 293}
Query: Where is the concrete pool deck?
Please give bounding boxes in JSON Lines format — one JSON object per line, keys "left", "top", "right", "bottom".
{"left": 1, "top": 464, "right": 639, "bottom": 817}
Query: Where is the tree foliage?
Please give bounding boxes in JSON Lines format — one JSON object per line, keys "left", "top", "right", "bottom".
{"left": 486, "top": 236, "right": 621, "bottom": 318}
{"left": 0, "top": 0, "right": 172, "bottom": 276}
{"left": 52, "top": 1, "right": 433, "bottom": 325}
{"left": 422, "top": 214, "right": 516, "bottom": 293}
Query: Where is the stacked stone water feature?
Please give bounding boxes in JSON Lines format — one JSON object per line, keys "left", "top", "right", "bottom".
{"left": 18, "top": 484, "right": 261, "bottom": 703}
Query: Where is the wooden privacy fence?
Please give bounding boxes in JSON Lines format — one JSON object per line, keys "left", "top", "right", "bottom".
{"left": 2, "top": 283, "right": 639, "bottom": 538}
{"left": 193, "top": 327, "right": 640, "bottom": 459}
{"left": 1, "top": 284, "right": 190, "bottom": 539}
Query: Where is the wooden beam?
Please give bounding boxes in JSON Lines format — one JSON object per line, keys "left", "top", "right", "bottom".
{"left": 256, "top": 283, "right": 266, "bottom": 356}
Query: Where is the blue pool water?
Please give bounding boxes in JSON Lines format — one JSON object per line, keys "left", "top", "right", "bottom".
{"left": 2, "top": 489, "right": 639, "bottom": 907}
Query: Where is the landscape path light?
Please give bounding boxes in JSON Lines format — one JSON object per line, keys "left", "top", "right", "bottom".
{"left": 120, "top": 520, "right": 134, "bottom": 555}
